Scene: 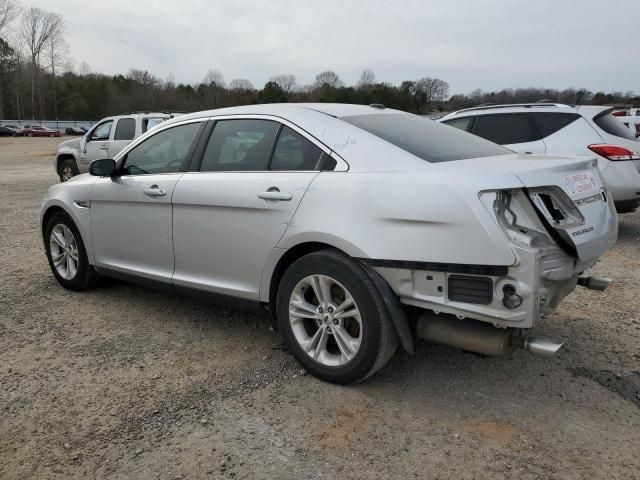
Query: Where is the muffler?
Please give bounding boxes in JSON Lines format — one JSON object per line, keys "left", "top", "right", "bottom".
{"left": 577, "top": 276, "right": 611, "bottom": 291}
{"left": 416, "top": 312, "right": 563, "bottom": 358}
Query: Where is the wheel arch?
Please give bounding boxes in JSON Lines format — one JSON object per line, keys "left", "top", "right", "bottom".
{"left": 265, "top": 240, "right": 415, "bottom": 354}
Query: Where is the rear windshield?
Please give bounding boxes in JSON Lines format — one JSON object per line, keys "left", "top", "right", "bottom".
{"left": 342, "top": 113, "right": 509, "bottom": 163}
{"left": 594, "top": 112, "right": 636, "bottom": 140}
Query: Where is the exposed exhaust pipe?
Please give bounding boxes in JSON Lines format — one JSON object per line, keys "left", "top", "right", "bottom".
{"left": 577, "top": 276, "right": 611, "bottom": 291}
{"left": 518, "top": 337, "right": 564, "bottom": 358}
{"left": 416, "top": 312, "right": 563, "bottom": 358}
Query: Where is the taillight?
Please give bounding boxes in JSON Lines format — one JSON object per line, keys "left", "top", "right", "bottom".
{"left": 588, "top": 144, "right": 640, "bottom": 161}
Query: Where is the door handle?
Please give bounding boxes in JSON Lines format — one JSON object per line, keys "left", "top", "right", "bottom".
{"left": 257, "top": 189, "right": 293, "bottom": 201}
{"left": 99, "top": 145, "right": 108, "bottom": 150}
{"left": 143, "top": 185, "right": 167, "bottom": 197}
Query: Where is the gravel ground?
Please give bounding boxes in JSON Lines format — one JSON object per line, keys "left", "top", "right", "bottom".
{"left": 1, "top": 137, "right": 639, "bottom": 480}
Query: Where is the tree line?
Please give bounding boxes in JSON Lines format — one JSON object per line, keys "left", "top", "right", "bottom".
{"left": 0, "top": 1, "right": 638, "bottom": 122}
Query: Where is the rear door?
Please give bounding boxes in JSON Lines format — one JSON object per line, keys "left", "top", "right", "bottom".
{"left": 471, "top": 113, "right": 547, "bottom": 154}
{"left": 109, "top": 117, "right": 136, "bottom": 158}
{"left": 172, "top": 117, "right": 323, "bottom": 300}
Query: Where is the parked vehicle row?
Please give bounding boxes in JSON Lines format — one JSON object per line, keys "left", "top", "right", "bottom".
{"left": 42, "top": 103, "right": 617, "bottom": 384}
{"left": 0, "top": 124, "right": 90, "bottom": 137}
{"left": 439, "top": 103, "right": 640, "bottom": 213}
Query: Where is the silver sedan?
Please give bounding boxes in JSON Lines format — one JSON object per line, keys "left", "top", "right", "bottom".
{"left": 40, "top": 103, "right": 617, "bottom": 383}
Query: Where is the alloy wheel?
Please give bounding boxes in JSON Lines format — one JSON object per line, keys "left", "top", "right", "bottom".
{"left": 61, "top": 165, "right": 73, "bottom": 181}
{"left": 49, "top": 224, "right": 79, "bottom": 280}
{"left": 288, "top": 274, "right": 362, "bottom": 367}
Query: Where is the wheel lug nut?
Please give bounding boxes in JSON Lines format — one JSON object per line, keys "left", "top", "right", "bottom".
{"left": 327, "top": 307, "right": 334, "bottom": 313}
{"left": 333, "top": 319, "right": 338, "bottom": 325}
{"left": 318, "top": 307, "right": 323, "bottom": 314}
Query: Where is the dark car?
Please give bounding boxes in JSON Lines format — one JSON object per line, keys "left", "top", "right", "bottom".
{"left": 23, "top": 125, "right": 61, "bottom": 137}
{"left": 65, "top": 126, "right": 87, "bottom": 135}
{"left": 2, "top": 125, "right": 22, "bottom": 136}
{"left": 0, "top": 126, "right": 17, "bottom": 136}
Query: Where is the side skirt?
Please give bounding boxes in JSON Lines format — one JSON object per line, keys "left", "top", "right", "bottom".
{"left": 96, "top": 267, "right": 265, "bottom": 314}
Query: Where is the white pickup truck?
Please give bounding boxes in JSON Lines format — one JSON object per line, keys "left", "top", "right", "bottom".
{"left": 55, "top": 112, "right": 183, "bottom": 181}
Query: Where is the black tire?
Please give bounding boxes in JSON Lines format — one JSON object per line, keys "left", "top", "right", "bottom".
{"left": 49, "top": 133, "right": 54, "bottom": 137}
{"left": 58, "top": 158, "right": 79, "bottom": 182}
{"left": 44, "top": 211, "right": 99, "bottom": 291}
{"left": 27, "top": 132, "right": 33, "bottom": 137}
{"left": 276, "top": 250, "right": 398, "bottom": 384}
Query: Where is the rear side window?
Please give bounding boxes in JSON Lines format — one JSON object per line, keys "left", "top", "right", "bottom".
{"left": 442, "top": 116, "right": 473, "bottom": 132}
{"left": 594, "top": 112, "right": 636, "bottom": 140}
{"left": 341, "top": 114, "right": 508, "bottom": 163}
{"left": 472, "top": 114, "right": 539, "bottom": 145}
{"left": 114, "top": 118, "right": 136, "bottom": 140}
{"left": 142, "top": 117, "right": 166, "bottom": 133}
{"left": 531, "top": 112, "right": 580, "bottom": 138}
{"left": 200, "top": 119, "right": 279, "bottom": 171}
{"left": 270, "top": 126, "right": 323, "bottom": 171}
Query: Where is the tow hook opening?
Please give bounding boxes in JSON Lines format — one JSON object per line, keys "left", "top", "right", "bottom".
{"left": 416, "top": 312, "right": 563, "bottom": 358}
{"left": 501, "top": 284, "right": 523, "bottom": 309}
{"left": 577, "top": 276, "right": 611, "bottom": 291}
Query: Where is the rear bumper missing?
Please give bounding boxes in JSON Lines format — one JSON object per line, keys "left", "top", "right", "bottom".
{"left": 370, "top": 240, "right": 594, "bottom": 330}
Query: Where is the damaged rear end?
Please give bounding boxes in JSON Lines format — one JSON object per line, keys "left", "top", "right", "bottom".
{"left": 412, "top": 155, "right": 618, "bottom": 358}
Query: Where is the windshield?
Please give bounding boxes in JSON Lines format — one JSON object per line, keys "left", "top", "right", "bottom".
{"left": 594, "top": 111, "right": 637, "bottom": 141}
{"left": 341, "top": 113, "right": 510, "bottom": 163}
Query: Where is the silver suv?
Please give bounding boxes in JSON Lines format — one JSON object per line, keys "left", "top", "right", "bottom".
{"left": 439, "top": 103, "right": 640, "bottom": 213}
{"left": 55, "top": 112, "right": 182, "bottom": 182}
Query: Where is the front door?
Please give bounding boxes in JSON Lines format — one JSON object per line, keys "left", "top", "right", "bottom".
{"left": 172, "top": 119, "right": 323, "bottom": 300}
{"left": 90, "top": 121, "right": 203, "bottom": 283}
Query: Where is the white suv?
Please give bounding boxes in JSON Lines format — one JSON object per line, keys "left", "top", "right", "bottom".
{"left": 55, "top": 112, "right": 183, "bottom": 182}
{"left": 439, "top": 104, "right": 640, "bottom": 213}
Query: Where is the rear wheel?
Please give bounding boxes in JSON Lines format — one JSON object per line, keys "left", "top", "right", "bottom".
{"left": 58, "top": 159, "right": 78, "bottom": 182}
{"left": 44, "top": 211, "right": 98, "bottom": 291}
{"left": 27, "top": 132, "right": 33, "bottom": 137}
{"left": 49, "top": 132, "right": 55, "bottom": 137}
{"left": 276, "top": 250, "right": 398, "bottom": 384}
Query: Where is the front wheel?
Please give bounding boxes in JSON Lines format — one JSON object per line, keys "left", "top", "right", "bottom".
{"left": 27, "top": 132, "right": 33, "bottom": 137}
{"left": 44, "top": 211, "right": 98, "bottom": 290}
{"left": 49, "top": 133, "right": 55, "bottom": 137}
{"left": 58, "top": 159, "right": 79, "bottom": 182}
{"left": 276, "top": 250, "right": 398, "bottom": 384}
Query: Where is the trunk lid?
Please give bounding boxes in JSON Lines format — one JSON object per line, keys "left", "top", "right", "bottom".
{"left": 447, "top": 154, "right": 618, "bottom": 261}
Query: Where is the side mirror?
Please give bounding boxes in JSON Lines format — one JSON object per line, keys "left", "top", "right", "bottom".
{"left": 90, "top": 158, "right": 117, "bottom": 177}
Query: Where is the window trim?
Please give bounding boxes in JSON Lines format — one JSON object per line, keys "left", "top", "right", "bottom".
{"left": 187, "top": 114, "right": 349, "bottom": 173}
{"left": 115, "top": 118, "right": 206, "bottom": 177}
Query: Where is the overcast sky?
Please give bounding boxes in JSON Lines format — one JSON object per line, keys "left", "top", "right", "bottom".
{"left": 21, "top": 0, "right": 640, "bottom": 94}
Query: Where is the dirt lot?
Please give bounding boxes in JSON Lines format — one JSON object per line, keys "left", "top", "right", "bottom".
{"left": 1, "top": 136, "right": 639, "bottom": 479}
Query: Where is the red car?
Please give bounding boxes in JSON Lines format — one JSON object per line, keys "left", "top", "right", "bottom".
{"left": 22, "top": 125, "right": 60, "bottom": 137}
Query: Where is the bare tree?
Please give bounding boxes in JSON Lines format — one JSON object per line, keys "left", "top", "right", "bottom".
{"left": 269, "top": 74, "right": 296, "bottom": 93}
{"left": 0, "top": 0, "right": 20, "bottom": 119}
{"left": 229, "top": 78, "right": 254, "bottom": 91}
{"left": 19, "top": 7, "right": 63, "bottom": 119}
{"left": 313, "top": 70, "right": 342, "bottom": 89}
{"left": 356, "top": 69, "right": 376, "bottom": 89}
{"left": 0, "top": 0, "right": 20, "bottom": 36}
{"left": 78, "top": 61, "right": 91, "bottom": 76}
{"left": 43, "top": 17, "right": 67, "bottom": 122}
{"left": 415, "top": 77, "right": 449, "bottom": 111}
{"left": 203, "top": 68, "right": 225, "bottom": 88}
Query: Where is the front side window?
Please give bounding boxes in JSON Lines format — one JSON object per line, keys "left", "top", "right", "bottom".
{"left": 91, "top": 121, "right": 113, "bottom": 141}
{"left": 270, "top": 126, "right": 323, "bottom": 171}
{"left": 472, "top": 114, "right": 539, "bottom": 145}
{"left": 342, "top": 113, "right": 509, "bottom": 163}
{"left": 114, "top": 118, "right": 136, "bottom": 141}
{"left": 200, "top": 119, "right": 279, "bottom": 171}
{"left": 442, "top": 116, "right": 473, "bottom": 132}
{"left": 122, "top": 122, "right": 201, "bottom": 175}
